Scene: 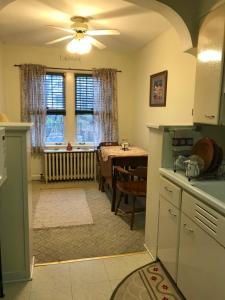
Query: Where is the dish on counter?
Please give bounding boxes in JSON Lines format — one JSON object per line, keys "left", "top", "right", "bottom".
{"left": 191, "top": 137, "right": 214, "bottom": 172}
{"left": 192, "top": 137, "right": 223, "bottom": 174}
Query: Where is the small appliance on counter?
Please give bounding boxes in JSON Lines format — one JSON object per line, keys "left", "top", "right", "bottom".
{"left": 0, "top": 127, "right": 6, "bottom": 297}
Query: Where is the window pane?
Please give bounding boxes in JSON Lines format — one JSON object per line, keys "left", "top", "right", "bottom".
{"left": 46, "top": 115, "right": 64, "bottom": 143}
{"left": 45, "top": 73, "right": 65, "bottom": 114}
{"left": 75, "top": 74, "right": 94, "bottom": 113}
{"left": 76, "top": 114, "right": 94, "bottom": 143}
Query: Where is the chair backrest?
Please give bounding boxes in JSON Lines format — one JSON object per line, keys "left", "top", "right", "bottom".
{"left": 112, "top": 155, "right": 148, "bottom": 170}
{"left": 131, "top": 166, "right": 148, "bottom": 179}
{"left": 114, "top": 166, "right": 147, "bottom": 182}
{"left": 97, "top": 141, "right": 119, "bottom": 149}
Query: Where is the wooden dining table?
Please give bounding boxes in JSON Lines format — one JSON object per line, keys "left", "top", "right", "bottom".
{"left": 99, "top": 146, "right": 148, "bottom": 211}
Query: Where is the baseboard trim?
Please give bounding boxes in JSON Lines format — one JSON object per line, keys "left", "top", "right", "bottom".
{"left": 32, "top": 174, "right": 41, "bottom": 181}
{"left": 3, "top": 270, "right": 32, "bottom": 283}
{"left": 30, "top": 256, "right": 35, "bottom": 279}
{"left": 144, "top": 243, "right": 155, "bottom": 261}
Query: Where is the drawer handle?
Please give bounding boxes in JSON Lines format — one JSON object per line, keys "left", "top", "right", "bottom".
{"left": 168, "top": 209, "right": 177, "bottom": 217}
{"left": 164, "top": 186, "right": 173, "bottom": 193}
{"left": 205, "top": 114, "right": 215, "bottom": 119}
{"left": 183, "top": 223, "right": 194, "bottom": 233}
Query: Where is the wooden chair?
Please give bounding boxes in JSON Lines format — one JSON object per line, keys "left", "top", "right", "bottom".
{"left": 114, "top": 166, "right": 147, "bottom": 230}
{"left": 96, "top": 141, "right": 119, "bottom": 191}
{"left": 97, "top": 141, "right": 119, "bottom": 149}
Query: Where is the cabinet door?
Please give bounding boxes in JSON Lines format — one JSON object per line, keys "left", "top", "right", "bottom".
{"left": 177, "top": 213, "right": 225, "bottom": 300}
{"left": 193, "top": 5, "right": 225, "bottom": 125}
{"left": 0, "top": 128, "right": 32, "bottom": 282}
{"left": 157, "top": 196, "right": 180, "bottom": 281}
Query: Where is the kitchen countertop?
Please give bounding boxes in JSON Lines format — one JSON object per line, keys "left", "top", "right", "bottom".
{"left": 159, "top": 168, "right": 225, "bottom": 216}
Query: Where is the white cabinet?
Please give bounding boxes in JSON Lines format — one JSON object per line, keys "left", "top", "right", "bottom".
{"left": 177, "top": 191, "right": 225, "bottom": 300}
{"left": 158, "top": 197, "right": 180, "bottom": 281}
{"left": 193, "top": 4, "right": 225, "bottom": 125}
{"left": 178, "top": 213, "right": 225, "bottom": 300}
{"left": 157, "top": 176, "right": 181, "bottom": 281}
{"left": 158, "top": 175, "right": 225, "bottom": 299}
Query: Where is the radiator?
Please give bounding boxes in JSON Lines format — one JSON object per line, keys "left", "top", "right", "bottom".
{"left": 44, "top": 150, "right": 96, "bottom": 183}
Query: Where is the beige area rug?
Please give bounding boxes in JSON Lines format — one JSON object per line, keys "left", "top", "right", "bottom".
{"left": 111, "top": 261, "right": 184, "bottom": 300}
{"left": 33, "top": 188, "right": 93, "bottom": 229}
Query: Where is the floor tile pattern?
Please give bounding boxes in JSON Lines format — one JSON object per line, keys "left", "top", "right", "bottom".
{"left": 3, "top": 252, "right": 153, "bottom": 300}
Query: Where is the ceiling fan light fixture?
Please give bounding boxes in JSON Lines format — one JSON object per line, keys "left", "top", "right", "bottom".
{"left": 66, "top": 37, "right": 92, "bottom": 54}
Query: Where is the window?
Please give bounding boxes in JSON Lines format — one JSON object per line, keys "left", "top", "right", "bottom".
{"left": 45, "top": 73, "right": 65, "bottom": 143}
{"left": 75, "top": 74, "right": 94, "bottom": 143}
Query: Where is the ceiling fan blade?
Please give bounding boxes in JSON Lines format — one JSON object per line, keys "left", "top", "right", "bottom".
{"left": 88, "top": 37, "right": 106, "bottom": 50}
{"left": 46, "top": 35, "right": 73, "bottom": 45}
{"left": 47, "top": 25, "right": 74, "bottom": 34}
{"left": 87, "top": 30, "right": 120, "bottom": 36}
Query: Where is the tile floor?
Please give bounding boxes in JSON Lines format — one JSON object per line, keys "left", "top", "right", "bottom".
{"left": 3, "top": 252, "right": 153, "bottom": 300}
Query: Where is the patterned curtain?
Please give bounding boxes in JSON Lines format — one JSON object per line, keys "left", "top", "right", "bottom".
{"left": 93, "top": 68, "right": 118, "bottom": 145}
{"left": 20, "top": 64, "right": 46, "bottom": 153}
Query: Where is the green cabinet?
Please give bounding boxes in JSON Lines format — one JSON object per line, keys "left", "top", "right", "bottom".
{"left": 0, "top": 123, "right": 33, "bottom": 282}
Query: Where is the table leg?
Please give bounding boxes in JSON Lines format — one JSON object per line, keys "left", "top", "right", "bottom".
{"left": 111, "top": 186, "right": 116, "bottom": 212}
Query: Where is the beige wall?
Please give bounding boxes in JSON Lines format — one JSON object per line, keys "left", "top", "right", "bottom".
{"left": 2, "top": 44, "right": 135, "bottom": 177}
{"left": 0, "top": 43, "right": 4, "bottom": 113}
{"left": 2, "top": 44, "right": 134, "bottom": 139}
{"left": 131, "top": 28, "right": 196, "bottom": 150}
{"left": 2, "top": 27, "right": 197, "bottom": 177}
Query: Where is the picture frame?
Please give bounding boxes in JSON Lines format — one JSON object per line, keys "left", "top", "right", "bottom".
{"left": 149, "top": 70, "right": 168, "bottom": 107}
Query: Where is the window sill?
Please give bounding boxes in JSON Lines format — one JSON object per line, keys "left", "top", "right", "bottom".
{"left": 44, "top": 143, "right": 95, "bottom": 151}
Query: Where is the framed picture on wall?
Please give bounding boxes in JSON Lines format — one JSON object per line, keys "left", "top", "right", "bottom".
{"left": 149, "top": 70, "right": 168, "bottom": 107}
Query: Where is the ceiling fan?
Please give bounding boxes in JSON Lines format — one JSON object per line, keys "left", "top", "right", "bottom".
{"left": 46, "top": 16, "right": 120, "bottom": 54}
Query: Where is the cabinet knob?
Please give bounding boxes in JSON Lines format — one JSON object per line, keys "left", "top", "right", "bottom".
{"left": 164, "top": 186, "right": 172, "bottom": 193}
{"left": 168, "top": 208, "right": 177, "bottom": 217}
{"left": 204, "top": 114, "right": 215, "bottom": 119}
{"left": 183, "top": 223, "right": 194, "bottom": 233}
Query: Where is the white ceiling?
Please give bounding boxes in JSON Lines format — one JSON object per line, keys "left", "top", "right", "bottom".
{"left": 0, "top": 0, "right": 170, "bottom": 51}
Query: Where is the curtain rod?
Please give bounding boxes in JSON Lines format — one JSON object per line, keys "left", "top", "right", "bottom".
{"left": 13, "top": 64, "right": 122, "bottom": 73}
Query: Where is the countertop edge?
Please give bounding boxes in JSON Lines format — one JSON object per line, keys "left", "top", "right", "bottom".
{"left": 0, "top": 122, "right": 32, "bottom": 130}
{"left": 159, "top": 168, "right": 225, "bottom": 216}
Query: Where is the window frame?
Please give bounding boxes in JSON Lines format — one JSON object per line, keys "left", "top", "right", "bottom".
{"left": 44, "top": 71, "right": 96, "bottom": 147}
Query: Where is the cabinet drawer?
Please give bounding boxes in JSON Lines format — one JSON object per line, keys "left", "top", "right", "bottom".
{"left": 182, "top": 191, "right": 225, "bottom": 248}
{"left": 159, "top": 177, "right": 181, "bottom": 208}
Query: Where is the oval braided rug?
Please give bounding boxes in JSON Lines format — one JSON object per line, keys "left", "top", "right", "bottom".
{"left": 110, "top": 261, "right": 184, "bottom": 300}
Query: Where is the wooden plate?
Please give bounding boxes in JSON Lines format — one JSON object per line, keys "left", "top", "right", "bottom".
{"left": 191, "top": 138, "right": 214, "bottom": 172}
